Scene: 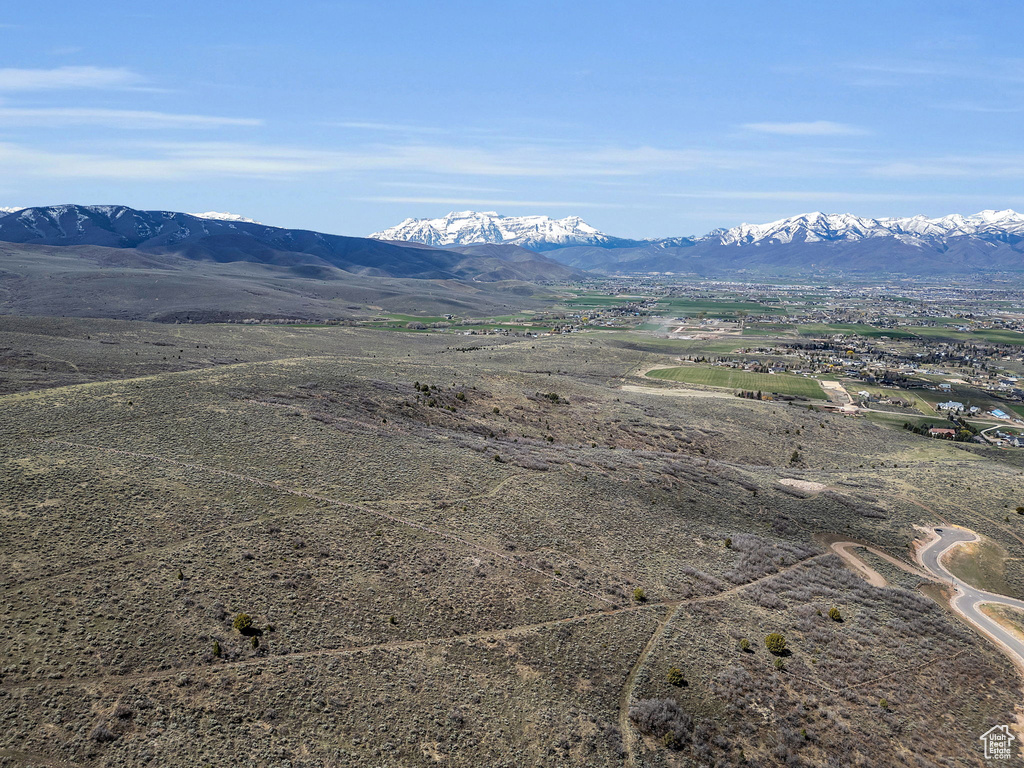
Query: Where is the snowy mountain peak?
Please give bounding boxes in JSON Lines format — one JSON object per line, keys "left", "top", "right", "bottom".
{"left": 708, "top": 210, "right": 1024, "bottom": 246}
{"left": 188, "top": 211, "right": 262, "bottom": 224}
{"left": 0, "top": 206, "right": 24, "bottom": 215}
{"left": 370, "top": 210, "right": 624, "bottom": 250}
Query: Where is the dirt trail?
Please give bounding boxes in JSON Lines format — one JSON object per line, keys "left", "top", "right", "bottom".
{"left": 1, "top": 553, "right": 829, "bottom": 695}
{"left": 618, "top": 606, "right": 676, "bottom": 767}
{"left": 614, "top": 553, "right": 829, "bottom": 765}
{"left": 829, "top": 541, "right": 932, "bottom": 588}
{"left": 819, "top": 379, "right": 851, "bottom": 405}
{"left": 620, "top": 384, "right": 739, "bottom": 400}
{"left": 830, "top": 542, "right": 888, "bottom": 587}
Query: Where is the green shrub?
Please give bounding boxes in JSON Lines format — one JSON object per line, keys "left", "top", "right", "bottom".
{"left": 666, "top": 667, "right": 687, "bottom": 687}
{"left": 738, "top": 638, "right": 751, "bottom": 652}
{"left": 765, "top": 632, "right": 786, "bottom": 655}
{"left": 633, "top": 587, "right": 647, "bottom": 603}
{"left": 233, "top": 613, "right": 253, "bottom": 633}
{"left": 773, "top": 657, "right": 785, "bottom": 671}
{"left": 213, "top": 640, "right": 221, "bottom": 657}
{"left": 828, "top": 606, "right": 843, "bottom": 622}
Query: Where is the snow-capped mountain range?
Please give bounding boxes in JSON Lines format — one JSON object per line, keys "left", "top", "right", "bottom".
{"left": 372, "top": 208, "right": 1024, "bottom": 250}
{"left": 4, "top": 203, "right": 1023, "bottom": 278}
{"left": 370, "top": 210, "right": 636, "bottom": 251}
{"left": 707, "top": 209, "right": 1024, "bottom": 247}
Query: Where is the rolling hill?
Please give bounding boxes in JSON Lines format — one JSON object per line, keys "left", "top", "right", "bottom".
{"left": 0, "top": 205, "right": 583, "bottom": 283}
{"left": 0, "top": 206, "right": 586, "bottom": 321}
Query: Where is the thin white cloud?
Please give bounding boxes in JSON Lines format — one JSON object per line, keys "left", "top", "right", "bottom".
{"left": 0, "top": 139, "right": 863, "bottom": 182}
{"left": 376, "top": 181, "right": 509, "bottom": 193}
{"left": 6, "top": 137, "right": 1018, "bottom": 186}
{"left": 0, "top": 66, "right": 143, "bottom": 91}
{"left": 0, "top": 107, "right": 261, "bottom": 128}
{"left": 742, "top": 121, "right": 868, "bottom": 136}
{"left": 357, "top": 196, "right": 634, "bottom": 209}
{"left": 847, "top": 58, "right": 1024, "bottom": 85}
{"left": 849, "top": 61, "right": 958, "bottom": 78}
{"left": 868, "top": 155, "right": 1024, "bottom": 179}
{"left": 0, "top": 141, "right": 329, "bottom": 180}
{"left": 327, "top": 121, "right": 449, "bottom": 134}
{"left": 934, "top": 101, "right": 1022, "bottom": 114}
{"left": 664, "top": 190, "right": 1014, "bottom": 204}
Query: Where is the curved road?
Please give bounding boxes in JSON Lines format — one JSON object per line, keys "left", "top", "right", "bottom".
{"left": 918, "top": 527, "right": 1024, "bottom": 673}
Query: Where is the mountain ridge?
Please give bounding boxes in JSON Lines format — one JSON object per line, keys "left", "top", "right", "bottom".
{"left": 371, "top": 208, "right": 1024, "bottom": 275}
{"left": 372, "top": 208, "right": 1024, "bottom": 249}
{"left": 0, "top": 204, "right": 582, "bottom": 283}
{"left": 370, "top": 210, "right": 641, "bottom": 250}
{"left": 706, "top": 209, "right": 1024, "bottom": 246}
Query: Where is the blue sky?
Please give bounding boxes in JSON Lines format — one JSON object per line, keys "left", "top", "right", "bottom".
{"left": 1, "top": 0, "right": 1022, "bottom": 238}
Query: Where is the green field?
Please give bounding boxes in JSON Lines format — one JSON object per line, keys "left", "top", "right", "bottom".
{"left": 563, "top": 294, "right": 646, "bottom": 309}
{"left": 911, "top": 327, "right": 1024, "bottom": 345}
{"left": 655, "top": 299, "right": 788, "bottom": 317}
{"left": 602, "top": 332, "right": 746, "bottom": 356}
{"left": 852, "top": 383, "right": 933, "bottom": 413}
{"left": 797, "top": 323, "right": 917, "bottom": 339}
{"left": 861, "top": 411, "right": 993, "bottom": 433}
{"left": 740, "top": 325, "right": 793, "bottom": 337}
{"left": 744, "top": 322, "right": 795, "bottom": 333}
{"left": 645, "top": 365, "right": 827, "bottom": 399}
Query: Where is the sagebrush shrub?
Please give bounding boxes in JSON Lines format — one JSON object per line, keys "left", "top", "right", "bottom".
{"left": 765, "top": 633, "right": 786, "bottom": 654}
{"left": 666, "top": 667, "right": 687, "bottom": 687}
{"left": 629, "top": 698, "right": 692, "bottom": 750}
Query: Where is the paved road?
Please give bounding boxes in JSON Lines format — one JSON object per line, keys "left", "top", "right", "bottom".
{"left": 919, "top": 527, "right": 1024, "bottom": 672}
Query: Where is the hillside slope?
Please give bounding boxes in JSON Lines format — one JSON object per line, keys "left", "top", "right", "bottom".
{"left": 0, "top": 322, "right": 1019, "bottom": 766}
{"left": 0, "top": 241, "right": 554, "bottom": 322}
{"left": 0, "top": 205, "right": 584, "bottom": 282}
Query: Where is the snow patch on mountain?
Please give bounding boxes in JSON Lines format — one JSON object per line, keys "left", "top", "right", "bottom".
{"left": 0, "top": 206, "right": 24, "bottom": 214}
{"left": 188, "top": 211, "right": 261, "bottom": 224}
{"left": 370, "top": 210, "right": 620, "bottom": 249}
